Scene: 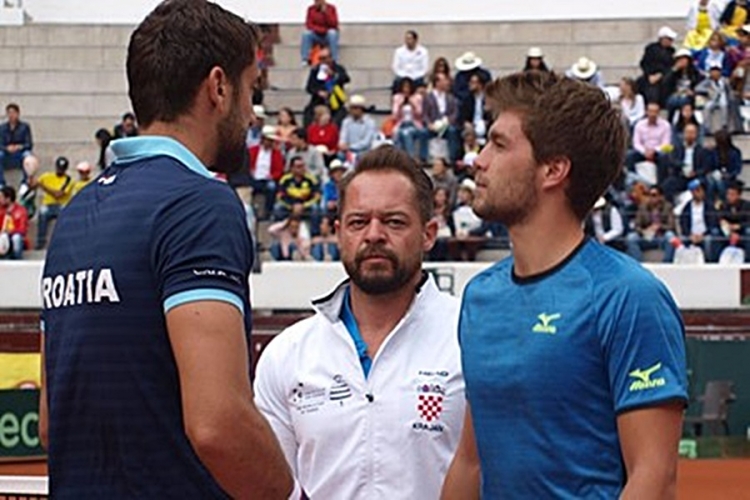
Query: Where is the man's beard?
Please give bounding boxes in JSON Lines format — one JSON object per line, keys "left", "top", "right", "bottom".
{"left": 212, "top": 105, "right": 247, "bottom": 175}
{"left": 343, "top": 243, "right": 420, "bottom": 295}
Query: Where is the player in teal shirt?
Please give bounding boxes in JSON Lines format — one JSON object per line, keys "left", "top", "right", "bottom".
{"left": 442, "top": 71, "right": 688, "bottom": 499}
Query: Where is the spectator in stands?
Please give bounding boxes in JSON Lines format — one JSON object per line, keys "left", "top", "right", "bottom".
{"left": 424, "top": 72, "right": 461, "bottom": 163}
{"left": 322, "top": 158, "right": 347, "bottom": 218}
{"left": 301, "top": 0, "right": 339, "bottom": 64}
{"left": 430, "top": 56, "right": 452, "bottom": 84}
{"left": 246, "top": 104, "right": 266, "bottom": 149}
{"left": 459, "top": 73, "right": 491, "bottom": 141}
{"left": 585, "top": 196, "right": 626, "bottom": 252}
{"left": 0, "top": 103, "right": 35, "bottom": 187}
{"left": 72, "top": 162, "right": 93, "bottom": 196}
{"left": 664, "top": 123, "right": 708, "bottom": 200}
{"left": 694, "top": 32, "right": 731, "bottom": 77}
{"left": 307, "top": 104, "right": 340, "bottom": 163}
{"left": 625, "top": 185, "right": 678, "bottom": 263}
{"left": 94, "top": 128, "right": 114, "bottom": 170}
{"left": 679, "top": 179, "right": 721, "bottom": 261}
{"left": 453, "top": 52, "right": 492, "bottom": 106}
{"left": 696, "top": 63, "right": 740, "bottom": 133}
{"left": 665, "top": 48, "right": 702, "bottom": 120}
{"left": 338, "top": 94, "right": 377, "bottom": 160}
{"left": 684, "top": 0, "right": 722, "bottom": 50}
{"left": 728, "top": 23, "right": 750, "bottom": 69}
{"left": 392, "top": 77, "right": 427, "bottom": 162}
{"left": 0, "top": 185, "right": 28, "bottom": 260}
{"left": 287, "top": 127, "right": 326, "bottom": 180}
{"left": 392, "top": 30, "right": 429, "bottom": 92}
{"left": 310, "top": 216, "right": 339, "bottom": 261}
{"left": 429, "top": 156, "right": 458, "bottom": 204}
{"left": 566, "top": 57, "right": 605, "bottom": 89}
{"left": 618, "top": 77, "right": 646, "bottom": 131}
{"left": 452, "top": 179, "right": 482, "bottom": 238}
{"left": 268, "top": 215, "right": 312, "bottom": 261}
{"left": 717, "top": 180, "right": 750, "bottom": 259}
{"left": 33, "top": 156, "right": 73, "bottom": 250}
{"left": 428, "top": 186, "right": 454, "bottom": 261}
{"left": 456, "top": 124, "right": 482, "bottom": 179}
{"left": 249, "top": 125, "right": 285, "bottom": 219}
{"left": 274, "top": 107, "right": 298, "bottom": 149}
{"left": 626, "top": 102, "right": 673, "bottom": 186}
{"left": 274, "top": 156, "right": 322, "bottom": 231}
{"left": 720, "top": 0, "right": 749, "bottom": 44}
{"left": 304, "top": 46, "right": 350, "bottom": 126}
{"left": 672, "top": 101, "right": 704, "bottom": 145}
{"left": 113, "top": 111, "right": 139, "bottom": 139}
{"left": 638, "top": 26, "right": 678, "bottom": 106}
{"left": 523, "top": 47, "right": 550, "bottom": 72}
{"left": 703, "top": 128, "right": 743, "bottom": 202}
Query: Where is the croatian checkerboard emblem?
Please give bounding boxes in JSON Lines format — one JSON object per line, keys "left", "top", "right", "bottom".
{"left": 417, "top": 385, "right": 444, "bottom": 422}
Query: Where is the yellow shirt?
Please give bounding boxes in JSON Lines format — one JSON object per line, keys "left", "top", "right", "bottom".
{"left": 72, "top": 178, "right": 92, "bottom": 196}
{"left": 37, "top": 172, "right": 73, "bottom": 206}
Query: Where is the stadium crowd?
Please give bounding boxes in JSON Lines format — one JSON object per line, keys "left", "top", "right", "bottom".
{"left": 1, "top": 0, "right": 750, "bottom": 263}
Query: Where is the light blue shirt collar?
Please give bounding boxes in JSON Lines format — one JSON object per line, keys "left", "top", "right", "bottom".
{"left": 110, "top": 136, "right": 214, "bottom": 179}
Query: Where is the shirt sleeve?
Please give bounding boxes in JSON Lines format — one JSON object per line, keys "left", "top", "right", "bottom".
{"left": 599, "top": 273, "right": 688, "bottom": 414}
{"left": 151, "top": 183, "right": 252, "bottom": 315}
{"left": 253, "top": 336, "right": 300, "bottom": 476}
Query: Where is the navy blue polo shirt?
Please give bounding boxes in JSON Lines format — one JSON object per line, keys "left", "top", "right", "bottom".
{"left": 41, "top": 136, "right": 253, "bottom": 498}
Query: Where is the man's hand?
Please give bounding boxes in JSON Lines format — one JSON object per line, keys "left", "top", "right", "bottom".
{"left": 317, "top": 90, "right": 329, "bottom": 99}
{"left": 645, "top": 149, "right": 656, "bottom": 162}
{"left": 649, "top": 73, "right": 662, "bottom": 84}
{"left": 690, "top": 233, "right": 704, "bottom": 245}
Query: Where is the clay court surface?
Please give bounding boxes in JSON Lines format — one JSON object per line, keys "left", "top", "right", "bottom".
{"left": 1, "top": 459, "right": 749, "bottom": 499}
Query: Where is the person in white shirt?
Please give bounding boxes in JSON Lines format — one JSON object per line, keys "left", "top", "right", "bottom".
{"left": 254, "top": 145, "right": 465, "bottom": 500}
{"left": 392, "top": 30, "right": 429, "bottom": 92}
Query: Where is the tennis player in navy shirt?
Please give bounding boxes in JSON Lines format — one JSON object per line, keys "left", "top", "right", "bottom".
{"left": 442, "top": 72, "right": 688, "bottom": 499}
{"left": 39, "top": 1, "right": 295, "bottom": 498}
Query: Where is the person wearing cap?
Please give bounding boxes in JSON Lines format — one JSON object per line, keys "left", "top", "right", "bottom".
{"left": 453, "top": 52, "right": 492, "bottom": 106}
{"left": 679, "top": 179, "right": 721, "bottom": 261}
{"left": 338, "top": 94, "right": 377, "bottom": 159}
{"left": 246, "top": 104, "right": 266, "bottom": 149}
{"left": 685, "top": 0, "right": 722, "bottom": 50}
{"left": 522, "top": 47, "right": 550, "bottom": 72}
{"left": 584, "top": 195, "right": 626, "bottom": 252}
{"left": 392, "top": 30, "right": 430, "bottom": 93}
{"left": 249, "top": 124, "right": 285, "bottom": 219}
{"left": 717, "top": 180, "right": 750, "bottom": 260}
{"left": 321, "top": 158, "right": 347, "bottom": 218}
{"left": 695, "top": 60, "right": 739, "bottom": 133}
{"left": 694, "top": 32, "right": 731, "bottom": 78}
{"left": 71, "top": 161, "right": 93, "bottom": 196}
{"left": 565, "top": 57, "right": 605, "bottom": 89}
{"left": 664, "top": 47, "right": 702, "bottom": 120}
{"left": 32, "top": 156, "right": 73, "bottom": 249}
{"left": 637, "top": 26, "right": 677, "bottom": 106}
{"left": 720, "top": 0, "right": 750, "bottom": 43}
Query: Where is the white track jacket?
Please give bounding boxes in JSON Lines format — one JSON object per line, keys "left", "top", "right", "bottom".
{"left": 254, "top": 275, "right": 465, "bottom": 500}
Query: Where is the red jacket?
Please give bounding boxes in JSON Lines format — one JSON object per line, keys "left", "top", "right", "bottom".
{"left": 306, "top": 3, "right": 338, "bottom": 35}
{"left": 307, "top": 123, "right": 339, "bottom": 154}
{"left": 249, "top": 145, "right": 285, "bottom": 181}
{"left": 0, "top": 202, "right": 29, "bottom": 249}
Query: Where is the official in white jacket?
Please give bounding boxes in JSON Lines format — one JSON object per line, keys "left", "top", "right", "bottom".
{"left": 255, "top": 145, "right": 465, "bottom": 500}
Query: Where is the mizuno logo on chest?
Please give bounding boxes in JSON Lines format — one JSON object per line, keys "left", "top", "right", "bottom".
{"left": 532, "top": 313, "right": 561, "bottom": 334}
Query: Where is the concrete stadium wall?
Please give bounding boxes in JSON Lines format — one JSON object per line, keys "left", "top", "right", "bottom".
{"left": 0, "top": 260, "right": 745, "bottom": 311}
{"left": 20, "top": 0, "right": 695, "bottom": 25}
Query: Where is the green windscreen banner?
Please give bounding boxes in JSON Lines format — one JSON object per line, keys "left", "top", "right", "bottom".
{"left": 0, "top": 389, "right": 44, "bottom": 460}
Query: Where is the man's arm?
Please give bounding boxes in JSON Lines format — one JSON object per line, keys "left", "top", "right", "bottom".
{"left": 167, "top": 301, "right": 293, "bottom": 499}
{"left": 632, "top": 123, "right": 646, "bottom": 155}
{"left": 618, "top": 403, "right": 684, "bottom": 500}
{"left": 440, "top": 405, "right": 480, "bottom": 500}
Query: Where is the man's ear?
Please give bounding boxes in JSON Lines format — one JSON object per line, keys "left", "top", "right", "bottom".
{"left": 541, "top": 156, "right": 572, "bottom": 191}
{"left": 423, "top": 218, "right": 438, "bottom": 253}
{"left": 206, "top": 66, "right": 230, "bottom": 111}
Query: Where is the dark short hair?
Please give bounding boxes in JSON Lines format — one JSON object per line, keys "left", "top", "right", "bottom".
{"left": 289, "top": 155, "right": 305, "bottom": 166}
{"left": 727, "top": 180, "right": 744, "bottom": 192}
{"left": 485, "top": 71, "right": 627, "bottom": 220}
{"left": 406, "top": 30, "right": 418, "bottom": 41}
{"left": 1, "top": 185, "right": 16, "bottom": 203}
{"left": 338, "top": 145, "right": 433, "bottom": 224}
{"left": 122, "top": 112, "right": 136, "bottom": 121}
{"left": 126, "top": 0, "right": 259, "bottom": 127}
{"left": 5, "top": 103, "right": 19, "bottom": 113}
{"left": 293, "top": 127, "right": 308, "bottom": 142}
